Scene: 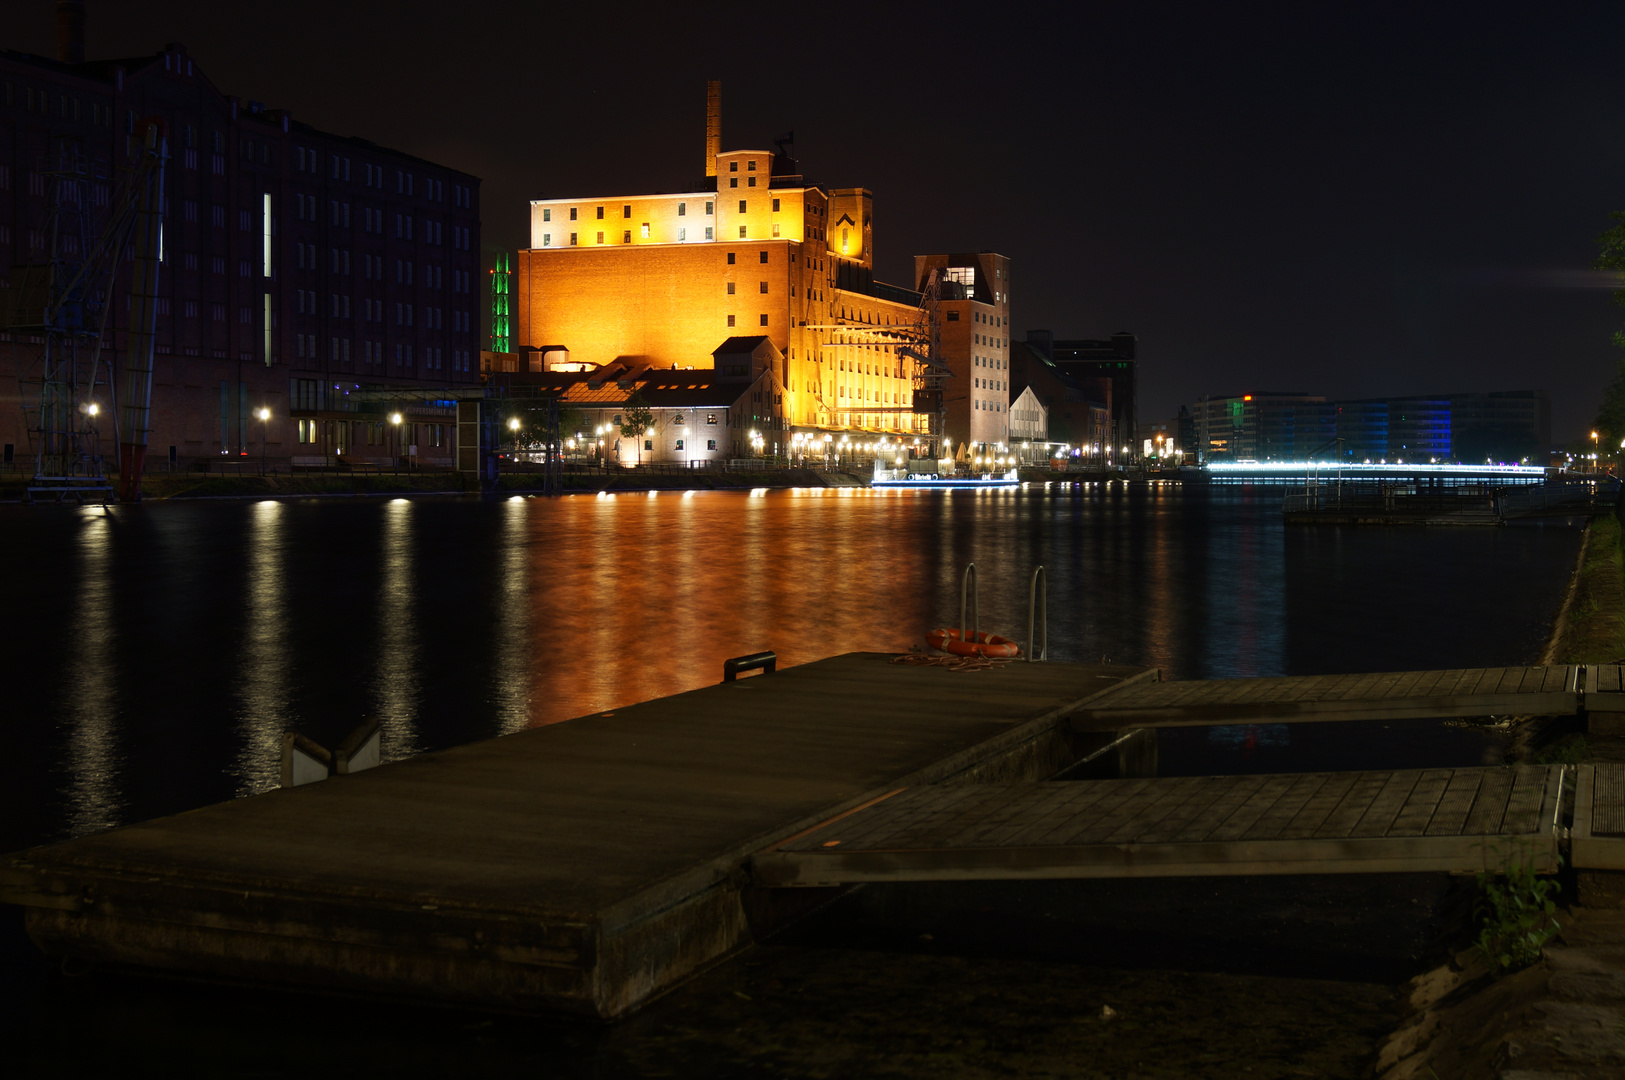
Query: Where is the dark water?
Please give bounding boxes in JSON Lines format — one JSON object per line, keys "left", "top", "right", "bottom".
{"left": 0, "top": 482, "right": 1579, "bottom": 851}
{"left": 0, "top": 484, "right": 1585, "bottom": 1077}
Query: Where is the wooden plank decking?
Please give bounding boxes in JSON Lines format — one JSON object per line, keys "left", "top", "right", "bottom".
{"left": 1573, "top": 764, "right": 1625, "bottom": 871}
{"left": 0, "top": 653, "right": 1151, "bottom": 1020}
{"left": 1071, "top": 666, "right": 1582, "bottom": 730}
{"left": 751, "top": 766, "right": 1570, "bottom": 887}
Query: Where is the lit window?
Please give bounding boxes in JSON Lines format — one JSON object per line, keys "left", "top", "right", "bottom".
{"left": 705, "top": 227, "right": 713, "bottom": 239}
{"left": 543, "top": 234, "right": 550, "bottom": 246}
{"left": 772, "top": 224, "right": 781, "bottom": 237}
{"left": 705, "top": 201, "right": 713, "bottom": 215}
{"left": 707, "top": 439, "right": 717, "bottom": 450}
{"left": 678, "top": 227, "right": 686, "bottom": 241}
{"left": 707, "top": 414, "right": 717, "bottom": 425}
{"left": 641, "top": 223, "right": 649, "bottom": 238}
{"left": 675, "top": 439, "right": 684, "bottom": 451}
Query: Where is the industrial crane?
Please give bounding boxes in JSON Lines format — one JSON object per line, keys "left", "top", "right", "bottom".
{"left": 9, "top": 121, "right": 165, "bottom": 502}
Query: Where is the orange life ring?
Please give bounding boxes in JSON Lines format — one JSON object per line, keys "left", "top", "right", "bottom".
{"left": 926, "top": 628, "right": 1022, "bottom": 658}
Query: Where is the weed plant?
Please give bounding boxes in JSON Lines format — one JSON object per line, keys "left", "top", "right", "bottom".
{"left": 1472, "top": 860, "right": 1561, "bottom": 973}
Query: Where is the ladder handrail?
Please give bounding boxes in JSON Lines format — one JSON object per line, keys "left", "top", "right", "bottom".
{"left": 959, "top": 562, "right": 979, "bottom": 645}
{"left": 1026, "top": 565, "right": 1047, "bottom": 662}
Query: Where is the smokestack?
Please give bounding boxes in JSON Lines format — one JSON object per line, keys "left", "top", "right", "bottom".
{"left": 56, "top": 1, "right": 86, "bottom": 65}
{"left": 705, "top": 80, "right": 721, "bottom": 178}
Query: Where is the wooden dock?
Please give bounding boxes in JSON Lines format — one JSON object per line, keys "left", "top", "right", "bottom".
{"left": 1573, "top": 764, "right": 1625, "bottom": 871}
{"left": 8, "top": 654, "right": 1625, "bottom": 1020}
{"left": 752, "top": 766, "right": 1568, "bottom": 887}
{"left": 0, "top": 653, "right": 1152, "bottom": 1020}
{"left": 1072, "top": 665, "right": 1583, "bottom": 730}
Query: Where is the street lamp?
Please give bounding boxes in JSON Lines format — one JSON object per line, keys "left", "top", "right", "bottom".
{"left": 391, "top": 412, "right": 404, "bottom": 476}
{"left": 256, "top": 407, "right": 271, "bottom": 475}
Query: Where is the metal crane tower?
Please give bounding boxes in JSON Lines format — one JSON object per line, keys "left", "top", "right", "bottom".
{"left": 8, "top": 122, "right": 165, "bottom": 502}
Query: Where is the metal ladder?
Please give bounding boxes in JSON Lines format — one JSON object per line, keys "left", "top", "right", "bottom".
{"left": 956, "top": 562, "right": 1047, "bottom": 661}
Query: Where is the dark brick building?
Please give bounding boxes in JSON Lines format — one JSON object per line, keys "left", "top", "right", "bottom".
{"left": 1, "top": 37, "right": 481, "bottom": 468}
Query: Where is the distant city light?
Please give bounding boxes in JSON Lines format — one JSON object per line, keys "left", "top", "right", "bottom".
{"left": 1205, "top": 461, "right": 1546, "bottom": 476}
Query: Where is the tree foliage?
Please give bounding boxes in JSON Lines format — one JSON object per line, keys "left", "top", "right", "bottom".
{"left": 618, "top": 391, "right": 654, "bottom": 464}
{"left": 1592, "top": 212, "right": 1625, "bottom": 444}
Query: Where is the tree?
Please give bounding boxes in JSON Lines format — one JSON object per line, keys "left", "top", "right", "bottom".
{"left": 1592, "top": 211, "right": 1625, "bottom": 447}
{"left": 619, "top": 391, "right": 654, "bottom": 466}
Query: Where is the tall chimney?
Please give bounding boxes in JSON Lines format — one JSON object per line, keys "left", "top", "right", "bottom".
{"left": 704, "top": 80, "right": 721, "bottom": 178}
{"left": 57, "top": 1, "right": 86, "bottom": 64}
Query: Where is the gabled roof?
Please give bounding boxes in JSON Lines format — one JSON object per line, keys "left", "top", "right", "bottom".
{"left": 712, "top": 335, "right": 773, "bottom": 355}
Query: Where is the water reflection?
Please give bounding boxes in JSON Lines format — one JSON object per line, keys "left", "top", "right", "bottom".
{"left": 374, "top": 499, "right": 421, "bottom": 758}
{"left": 235, "top": 500, "right": 291, "bottom": 795}
{"left": 61, "top": 510, "right": 123, "bottom": 835}
{"left": 4, "top": 485, "right": 1585, "bottom": 846}
{"left": 492, "top": 497, "right": 531, "bottom": 736}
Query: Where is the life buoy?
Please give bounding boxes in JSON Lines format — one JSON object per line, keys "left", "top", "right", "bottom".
{"left": 926, "top": 628, "right": 1021, "bottom": 658}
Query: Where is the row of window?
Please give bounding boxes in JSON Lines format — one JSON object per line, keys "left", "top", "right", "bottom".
{"left": 291, "top": 336, "right": 473, "bottom": 373}
{"left": 724, "top": 314, "right": 772, "bottom": 327}
{"left": 296, "top": 420, "right": 452, "bottom": 448}
{"left": 2, "top": 83, "right": 112, "bottom": 126}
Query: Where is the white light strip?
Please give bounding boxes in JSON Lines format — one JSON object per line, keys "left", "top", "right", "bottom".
{"left": 1204, "top": 461, "right": 1548, "bottom": 476}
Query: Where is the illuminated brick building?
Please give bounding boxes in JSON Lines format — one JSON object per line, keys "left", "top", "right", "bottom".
{"left": 516, "top": 84, "right": 1012, "bottom": 455}
{"left": 1, "top": 28, "right": 480, "bottom": 470}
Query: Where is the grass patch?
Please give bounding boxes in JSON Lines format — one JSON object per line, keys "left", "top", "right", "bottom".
{"left": 1557, "top": 514, "right": 1625, "bottom": 665}
{"left": 1533, "top": 735, "right": 1591, "bottom": 765}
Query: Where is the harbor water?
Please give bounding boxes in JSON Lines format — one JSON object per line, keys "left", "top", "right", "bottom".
{"left": 0, "top": 483, "right": 1586, "bottom": 1077}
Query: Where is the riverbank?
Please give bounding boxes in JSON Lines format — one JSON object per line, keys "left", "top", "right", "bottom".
{"left": 1374, "top": 512, "right": 1625, "bottom": 1080}
{"left": 0, "top": 467, "right": 867, "bottom": 502}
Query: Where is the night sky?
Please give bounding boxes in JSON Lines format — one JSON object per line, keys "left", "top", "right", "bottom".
{"left": 10, "top": 2, "right": 1625, "bottom": 440}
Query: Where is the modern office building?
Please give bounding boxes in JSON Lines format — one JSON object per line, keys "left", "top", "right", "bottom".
{"left": 515, "top": 83, "right": 1012, "bottom": 455}
{"left": 1193, "top": 390, "right": 1550, "bottom": 463}
{"left": 1036, "top": 331, "right": 1138, "bottom": 458}
{"left": 1, "top": 27, "right": 481, "bottom": 469}
{"left": 1009, "top": 335, "right": 1110, "bottom": 459}
{"left": 1191, "top": 393, "right": 1335, "bottom": 462}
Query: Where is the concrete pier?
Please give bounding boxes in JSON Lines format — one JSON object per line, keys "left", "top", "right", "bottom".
{"left": 0, "top": 653, "right": 1151, "bottom": 1019}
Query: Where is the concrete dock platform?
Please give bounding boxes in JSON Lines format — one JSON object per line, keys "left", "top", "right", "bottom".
{"left": 0, "top": 653, "right": 1152, "bottom": 1019}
